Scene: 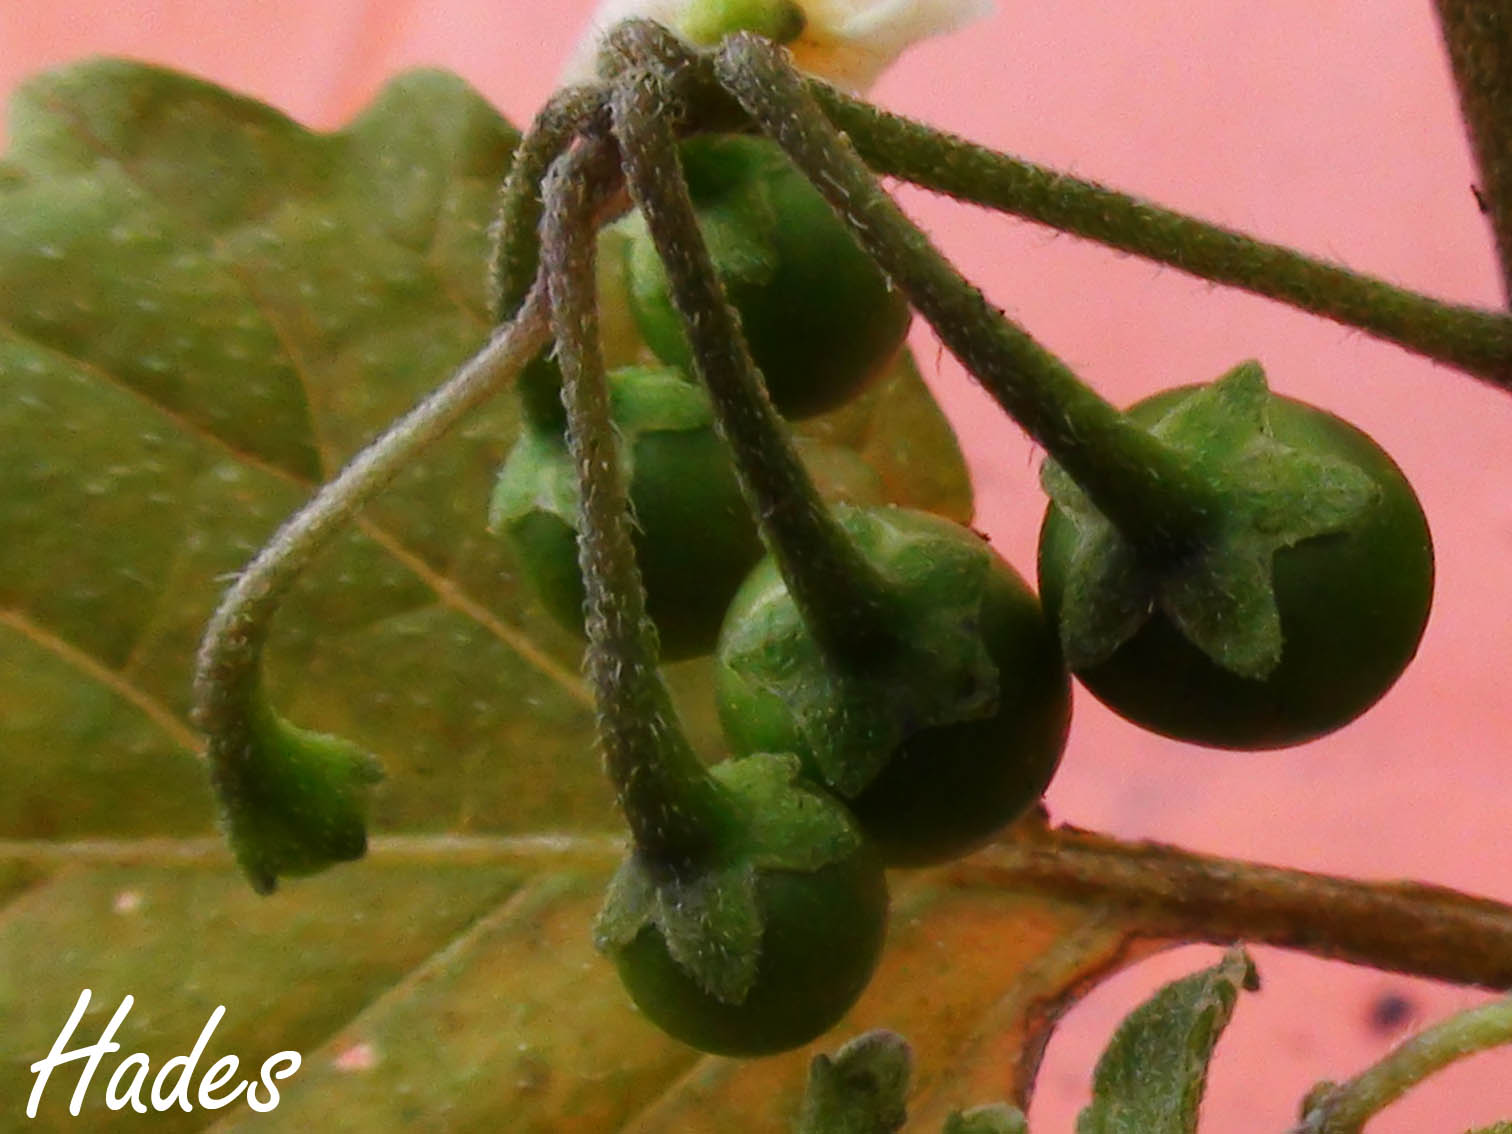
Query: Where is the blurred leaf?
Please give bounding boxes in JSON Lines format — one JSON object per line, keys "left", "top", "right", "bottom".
{"left": 0, "top": 60, "right": 1143, "bottom": 1131}
{"left": 1075, "top": 947, "right": 1258, "bottom": 1134}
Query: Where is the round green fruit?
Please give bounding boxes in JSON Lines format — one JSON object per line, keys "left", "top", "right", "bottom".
{"left": 612, "top": 850, "right": 887, "bottom": 1056}
{"left": 716, "top": 507, "right": 1072, "bottom": 867}
{"left": 599, "top": 753, "right": 890, "bottom": 1057}
{"left": 624, "top": 134, "right": 912, "bottom": 420}
{"left": 1037, "top": 386, "right": 1434, "bottom": 750}
{"left": 491, "top": 364, "right": 761, "bottom": 661}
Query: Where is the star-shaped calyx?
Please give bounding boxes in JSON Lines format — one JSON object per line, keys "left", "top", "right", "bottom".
{"left": 718, "top": 506, "right": 1001, "bottom": 797}
{"left": 1041, "top": 361, "right": 1381, "bottom": 680}
{"left": 593, "top": 752, "right": 866, "bottom": 1004}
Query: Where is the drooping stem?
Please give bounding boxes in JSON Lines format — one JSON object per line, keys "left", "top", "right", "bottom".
{"left": 803, "top": 71, "right": 1512, "bottom": 391}
{"left": 488, "top": 83, "right": 611, "bottom": 325}
{"left": 610, "top": 58, "right": 902, "bottom": 662}
{"left": 716, "top": 34, "right": 1224, "bottom": 556}
{"left": 1435, "top": 0, "right": 1512, "bottom": 304}
{"left": 540, "top": 132, "right": 730, "bottom": 867}
{"left": 954, "top": 821, "right": 1512, "bottom": 992}
{"left": 1299, "top": 994, "right": 1512, "bottom": 1134}
{"left": 192, "top": 288, "right": 551, "bottom": 747}
{"left": 487, "top": 83, "right": 612, "bottom": 432}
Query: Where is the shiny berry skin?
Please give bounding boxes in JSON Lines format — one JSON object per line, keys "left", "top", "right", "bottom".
{"left": 624, "top": 134, "right": 912, "bottom": 420}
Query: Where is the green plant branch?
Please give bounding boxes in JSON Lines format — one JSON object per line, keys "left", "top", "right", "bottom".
{"left": 191, "top": 287, "right": 550, "bottom": 766}
{"left": 610, "top": 45, "right": 902, "bottom": 662}
{"left": 541, "top": 127, "right": 729, "bottom": 866}
{"left": 1296, "top": 993, "right": 1512, "bottom": 1133}
{"left": 803, "top": 71, "right": 1512, "bottom": 390}
{"left": 1436, "top": 0, "right": 1512, "bottom": 302}
{"left": 954, "top": 819, "right": 1512, "bottom": 992}
{"left": 715, "top": 32, "right": 1221, "bottom": 554}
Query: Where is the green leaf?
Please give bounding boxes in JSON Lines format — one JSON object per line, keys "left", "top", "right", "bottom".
{"left": 0, "top": 60, "right": 1142, "bottom": 1132}
{"left": 1075, "top": 947, "right": 1259, "bottom": 1134}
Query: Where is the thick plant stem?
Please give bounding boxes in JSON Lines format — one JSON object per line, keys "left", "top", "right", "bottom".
{"left": 955, "top": 821, "right": 1512, "bottom": 992}
{"left": 192, "top": 288, "right": 551, "bottom": 747}
{"left": 611, "top": 62, "right": 902, "bottom": 662}
{"left": 541, "top": 135, "right": 728, "bottom": 868}
{"left": 1299, "top": 994, "right": 1512, "bottom": 1133}
{"left": 805, "top": 74, "right": 1512, "bottom": 391}
{"left": 716, "top": 35, "right": 1223, "bottom": 555}
{"left": 1436, "top": 0, "right": 1512, "bottom": 304}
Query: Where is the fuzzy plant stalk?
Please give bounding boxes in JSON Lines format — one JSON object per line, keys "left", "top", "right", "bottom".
{"left": 1297, "top": 993, "right": 1512, "bottom": 1133}
{"left": 714, "top": 32, "right": 1278, "bottom": 559}
{"left": 609, "top": 31, "right": 902, "bottom": 664}
{"left": 712, "top": 31, "right": 1433, "bottom": 753}
{"left": 1436, "top": 0, "right": 1512, "bottom": 303}
{"left": 609, "top": 30, "right": 1070, "bottom": 867}
{"left": 705, "top": 32, "right": 1226, "bottom": 561}
{"left": 487, "top": 83, "right": 613, "bottom": 432}
{"left": 541, "top": 133, "right": 730, "bottom": 863}
{"left": 801, "top": 76, "right": 1512, "bottom": 390}
{"left": 191, "top": 285, "right": 552, "bottom": 892}
{"left": 541, "top": 115, "right": 888, "bottom": 1057}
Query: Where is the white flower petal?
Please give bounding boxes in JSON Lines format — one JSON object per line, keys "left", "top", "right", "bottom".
{"left": 560, "top": 0, "right": 992, "bottom": 90}
{"left": 559, "top": 0, "right": 687, "bottom": 87}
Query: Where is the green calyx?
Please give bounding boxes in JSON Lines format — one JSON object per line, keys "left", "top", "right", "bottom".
{"left": 594, "top": 753, "right": 888, "bottom": 1056}
{"left": 595, "top": 752, "right": 868, "bottom": 1005}
{"left": 719, "top": 506, "right": 1001, "bottom": 798}
{"left": 677, "top": 0, "right": 808, "bottom": 48}
{"left": 1040, "top": 361, "right": 1380, "bottom": 679}
{"left": 208, "top": 694, "right": 383, "bottom": 895}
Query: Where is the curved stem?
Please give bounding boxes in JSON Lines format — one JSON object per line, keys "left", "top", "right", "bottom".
{"left": 192, "top": 289, "right": 551, "bottom": 748}
{"left": 541, "top": 133, "right": 729, "bottom": 867}
{"left": 1299, "top": 994, "right": 1512, "bottom": 1133}
{"left": 1436, "top": 1, "right": 1512, "bottom": 305}
{"left": 953, "top": 820, "right": 1512, "bottom": 992}
{"left": 610, "top": 61, "right": 902, "bottom": 663}
{"left": 804, "top": 75, "right": 1512, "bottom": 392}
{"left": 487, "top": 83, "right": 612, "bottom": 432}
{"left": 488, "top": 84, "right": 612, "bottom": 325}
{"left": 716, "top": 35, "right": 1223, "bottom": 555}
{"left": 599, "top": 19, "right": 752, "bottom": 134}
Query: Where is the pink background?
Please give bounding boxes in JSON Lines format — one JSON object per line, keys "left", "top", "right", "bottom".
{"left": 4, "top": 2, "right": 1511, "bottom": 1129}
